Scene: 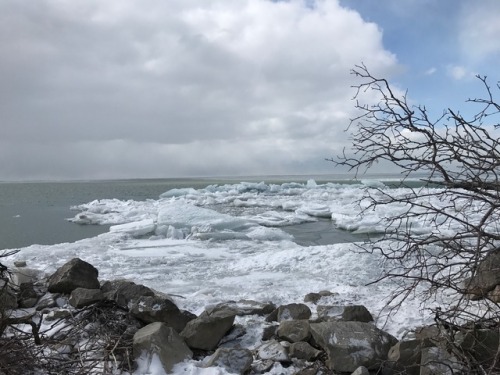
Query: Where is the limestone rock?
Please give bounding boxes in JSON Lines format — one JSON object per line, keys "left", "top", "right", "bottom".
{"left": 133, "top": 322, "right": 192, "bottom": 373}
{"left": 129, "top": 295, "right": 195, "bottom": 332}
{"left": 351, "top": 366, "right": 369, "bottom": 375}
{"left": 101, "top": 279, "right": 155, "bottom": 307}
{"left": 303, "top": 290, "right": 335, "bottom": 304}
{"left": 257, "top": 340, "right": 289, "bottom": 362}
{"left": 205, "top": 348, "right": 253, "bottom": 375}
{"left": 10, "top": 267, "right": 43, "bottom": 287}
{"left": 288, "top": 341, "right": 321, "bottom": 361}
{"left": 69, "top": 288, "right": 104, "bottom": 308}
{"left": 267, "top": 303, "right": 311, "bottom": 322}
{"left": 465, "top": 250, "right": 500, "bottom": 298}
{"left": 180, "top": 308, "right": 236, "bottom": 350}
{"left": 277, "top": 320, "right": 310, "bottom": 343}
{"left": 48, "top": 258, "right": 100, "bottom": 294}
{"left": 341, "top": 305, "right": 374, "bottom": 323}
{"left": 420, "top": 347, "right": 461, "bottom": 375}
{"left": 206, "top": 300, "right": 275, "bottom": 316}
{"left": 310, "top": 321, "right": 397, "bottom": 372}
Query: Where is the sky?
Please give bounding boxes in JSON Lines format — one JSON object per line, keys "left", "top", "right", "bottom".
{"left": 1, "top": 0, "right": 499, "bottom": 181}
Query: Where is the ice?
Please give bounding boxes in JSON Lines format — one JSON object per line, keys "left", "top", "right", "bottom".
{"left": 6, "top": 178, "right": 470, "bottom": 373}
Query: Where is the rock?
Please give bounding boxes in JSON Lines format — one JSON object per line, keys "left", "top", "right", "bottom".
{"left": 309, "top": 321, "right": 398, "bottom": 372}
{"left": 304, "top": 290, "right": 335, "bottom": 304}
{"left": 45, "top": 309, "right": 72, "bottom": 321}
{"left": 351, "top": 366, "right": 369, "bottom": 375}
{"left": 316, "top": 305, "right": 374, "bottom": 323}
{"left": 251, "top": 359, "right": 275, "bottom": 374}
{"left": 420, "top": 346, "right": 461, "bottom": 375}
{"left": 487, "top": 285, "right": 500, "bottom": 302}
{"left": 101, "top": 279, "right": 155, "bottom": 307}
{"left": 129, "top": 295, "right": 194, "bottom": 332}
{"left": 13, "top": 260, "right": 27, "bottom": 268}
{"left": 0, "top": 281, "right": 17, "bottom": 309}
{"left": 48, "top": 258, "right": 100, "bottom": 294}
{"left": 180, "top": 308, "right": 236, "bottom": 350}
{"left": 341, "top": 305, "right": 374, "bottom": 323}
{"left": 205, "top": 348, "right": 253, "bottom": 374}
{"left": 18, "top": 282, "right": 39, "bottom": 308}
{"left": 36, "top": 293, "right": 58, "bottom": 311}
{"left": 267, "top": 303, "right": 311, "bottom": 322}
{"left": 288, "top": 341, "right": 321, "bottom": 361}
{"left": 219, "top": 324, "right": 247, "bottom": 346}
{"left": 387, "top": 339, "right": 432, "bottom": 375}
{"left": 277, "top": 320, "right": 310, "bottom": 343}
{"left": 69, "top": 288, "right": 104, "bottom": 308}
{"left": 457, "top": 329, "right": 500, "bottom": 371}
{"left": 464, "top": 250, "right": 500, "bottom": 298}
{"left": 133, "top": 322, "right": 192, "bottom": 373}
{"left": 257, "top": 340, "right": 289, "bottom": 362}
{"left": 262, "top": 324, "right": 278, "bottom": 341}
{"left": 206, "top": 300, "right": 276, "bottom": 316}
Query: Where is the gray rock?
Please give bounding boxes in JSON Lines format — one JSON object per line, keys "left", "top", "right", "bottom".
{"left": 219, "top": 324, "right": 247, "bottom": 346}
{"left": 267, "top": 303, "right": 311, "bottom": 322}
{"left": 45, "top": 309, "right": 72, "bottom": 321}
{"left": 341, "top": 305, "right": 374, "bottom": 323}
{"left": 420, "top": 346, "right": 461, "bottom": 375}
{"left": 101, "top": 279, "right": 155, "bottom": 307}
{"left": 133, "top": 322, "right": 192, "bottom": 373}
{"left": 206, "top": 300, "right": 275, "bottom": 316}
{"left": 205, "top": 348, "right": 253, "bottom": 375}
{"left": 351, "top": 366, "right": 369, "bottom": 375}
{"left": 130, "top": 295, "right": 195, "bottom": 332}
{"left": 464, "top": 250, "right": 500, "bottom": 298}
{"left": 69, "top": 288, "right": 104, "bottom": 308}
{"left": 262, "top": 324, "right": 278, "bottom": 341}
{"left": 257, "top": 340, "right": 289, "bottom": 362}
{"left": 13, "top": 261, "right": 27, "bottom": 268}
{"left": 36, "top": 293, "right": 58, "bottom": 311}
{"left": 487, "top": 285, "right": 500, "bottom": 302}
{"left": 180, "top": 308, "right": 236, "bottom": 350}
{"left": 48, "top": 258, "right": 100, "bottom": 294}
{"left": 317, "top": 305, "right": 344, "bottom": 320}
{"left": 304, "top": 290, "right": 335, "bottom": 304}
{"left": 288, "top": 341, "right": 321, "bottom": 361}
{"left": 457, "top": 328, "right": 499, "bottom": 370}
{"left": 387, "top": 339, "right": 432, "bottom": 375}
{"left": 0, "top": 281, "right": 18, "bottom": 309}
{"left": 251, "top": 359, "right": 275, "bottom": 374}
{"left": 18, "top": 282, "right": 39, "bottom": 308}
{"left": 277, "top": 320, "right": 310, "bottom": 343}
{"left": 310, "top": 321, "right": 398, "bottom": 372}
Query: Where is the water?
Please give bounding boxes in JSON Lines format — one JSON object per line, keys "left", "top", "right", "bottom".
{"left": 0, "top": 174, "right": 422, "bottom": 250}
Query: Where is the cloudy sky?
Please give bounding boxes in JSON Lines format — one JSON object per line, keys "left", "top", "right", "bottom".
{"left": 1, "top": 0, "right": 499, "bottom": 181}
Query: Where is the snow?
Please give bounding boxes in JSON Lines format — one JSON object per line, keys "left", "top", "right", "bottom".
{"left": 4, "top": 179, "right": 463, "bottom": 374}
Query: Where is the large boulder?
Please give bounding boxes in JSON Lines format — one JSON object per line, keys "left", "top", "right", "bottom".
{"left": 69, "top": 288, "right": 104, "bottom": 308}
{"left": 180, "top": 308, "right": 236, "bottom": 350}
{"left": 316, "top": 305, "right": 374, "bottom": 323}
{"left": 288, "top": 341, "right": 322, "bottom": 361}
{"left": 101, "top": 280, "right": 155, "bottom": 307}
{"left": 129, "top": 295, "right": 195, "bottom": 332}
{"left": 465, "top": 250, "right": 500, "bottom": 298}
{"left": 457, "top": 329, "right": 500, "bottom": 371}
{"left": 309, "top": 321, "right": 397, "bottom": 372}
{"left": 420, "top": 346, "right": 461, "bottom": 375}
{"left": 277, "top": 320, "right": 311, "bottom": 343}
{"left": 48, "top": 258, "right": 100, "bottom": 294}
{"left": 257, "top": 340, "right": 289, "bottom": 362}
{"left": 205, "top": 300, "right": 275, "bottom": 316}
{"left": 133, "top": 322, "right": 192, "bottom": 373}
{"left": 387, "top": 339, "right": 432, "bottom": 375}
{"left": 266, "top": 303, "right": 311, "bottom": 322}
{"left": 205, "top": 348, "right": 253, "bottom": 375}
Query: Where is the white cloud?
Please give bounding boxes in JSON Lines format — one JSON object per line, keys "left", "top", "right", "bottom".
{"left": 0, "top": 0, "right": 398, "bottom": 180}
{"left": 446, "top": 65, "right": 476, "bottom": 81}
{"left": 424, "top": 67, "right": 437, "bottom": 76}
{"left": 459, "top": 0, "right": 500, "bottom": 62}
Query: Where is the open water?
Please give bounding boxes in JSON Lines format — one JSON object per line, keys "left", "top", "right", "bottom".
{"left": 0, "top": 174, "right": 423, "bottom": 250}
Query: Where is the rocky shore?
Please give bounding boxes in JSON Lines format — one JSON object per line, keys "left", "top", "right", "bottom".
{"left": 1, "top": 257, "right": 499, "bottom": 374}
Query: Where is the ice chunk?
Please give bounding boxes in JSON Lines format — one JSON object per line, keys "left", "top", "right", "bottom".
{"left": 110, "top": 219, "right": 156, "bottom": 237}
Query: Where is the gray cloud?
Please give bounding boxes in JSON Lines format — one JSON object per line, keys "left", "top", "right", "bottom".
{"left": 0, "top": 0, "right": 398, "bottom": 180}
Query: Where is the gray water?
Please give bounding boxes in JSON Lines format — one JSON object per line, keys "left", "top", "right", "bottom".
{"left": 0, "top": 174, "right": 420, "bottom": 250}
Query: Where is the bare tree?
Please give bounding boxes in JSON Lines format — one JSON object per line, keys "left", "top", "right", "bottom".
{"left": 330, "top": 64, "right": 500, "bottom": 373}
